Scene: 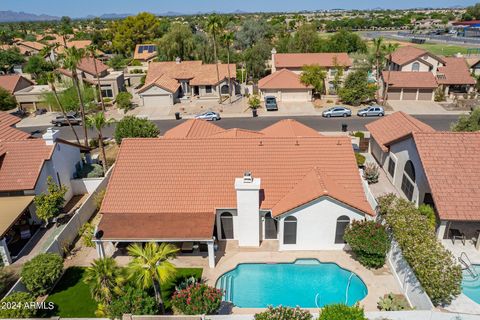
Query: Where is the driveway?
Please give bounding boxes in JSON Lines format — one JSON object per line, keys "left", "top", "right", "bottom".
{"left": 388, "top": 100, "right": 468, "bottom": 115}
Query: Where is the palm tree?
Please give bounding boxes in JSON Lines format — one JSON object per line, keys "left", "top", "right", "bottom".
{"left": 39, "top": 43, "right": 58, "bottom": 67}
{"left": 46, "top": 72, "right": 80, "bottom": 145}
{"left": 84, "top": 258, "right": 124, "bottom": 307}
{"left": 127, "top": 242, "right": 178, "bottom": 314}
{"left": 381, "top": 43, "right": 399, "bottom": 105}
{"left": 206, "top": 14, "right": 224, "bottom": 104}
{"left": 222, "top": 32, "right": 235, "bottom": 104}
{"left": 63, "top": 46, "right": 89, "bottom": 147}
{"left": 85, "top": 112, "right": 113, "bottom": 174}
{"left": 372, "top": 37, "right": 384, "bottom": 102}
{"left": 86, "top": 44, "right": 106, "bottom": 112}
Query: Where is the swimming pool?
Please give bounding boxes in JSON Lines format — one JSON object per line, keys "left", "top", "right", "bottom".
{"left": 215, "top": 259, "right": 368, "bottom": 308}
{"left": 462, "top": 264, "right": 480, "bottom": 304}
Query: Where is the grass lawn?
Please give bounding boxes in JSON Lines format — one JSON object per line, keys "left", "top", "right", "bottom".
{"left": 45, "top": 266, "right": 203, "bottom": 317}
{"left": 414, "top": 43, "right": 470, "bottom": 56}
{"left": 45, "top": 267, "right": 97, "bottom": 318}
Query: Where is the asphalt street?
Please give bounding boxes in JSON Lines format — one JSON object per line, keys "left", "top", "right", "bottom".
{"left": 19, "top": 114, "right": 461, "bottom": 141}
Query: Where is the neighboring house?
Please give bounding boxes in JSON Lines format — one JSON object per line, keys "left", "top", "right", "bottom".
{"left": 384, "top": 46, "right": 476, "bottom": 100}
{"left": 59, "top": 57, "right": 125, "bottom": 100}
{"left": 0, "top": 112, "right": 86, "bottom": 264}
{"left": 137, "top": 59, "right": 237, "bottom": 107}
{"left": 54, "top": 40, "right": 105, "bottom": 60}
{"left": 268, "top": 49, "right": 352, "bottom": 96}
{"left": 133, "top": 44, "right": 158, "bottom": 65}
{"left": 366, "top": 112, "right": 480, "bottom": 246}
{"left": 258, "top": 68, "right": 313, "bottom": 102}
{"left": 15, "top": 41, "right": 46, "bottom": 57}
{"left": 14, "top": 85, "right": 65, "bottom": 112}
{"left": 0, "top": 75, "right": 34, "bottom": 95}
{"left": 94, "top": 119, "right": 375, "bottom": 268}
{"left": 466, "top": 57, "right": 480, "bottom": 76}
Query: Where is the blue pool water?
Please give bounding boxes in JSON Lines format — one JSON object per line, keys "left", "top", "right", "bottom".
{"left": 216, "top": 259, "right": 368, "bottom": 308}
{"left": 462, "top": 265, "right": 480, "bottom": 304}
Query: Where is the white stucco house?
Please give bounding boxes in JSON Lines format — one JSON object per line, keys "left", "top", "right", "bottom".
{"left": 0, "top": 112, "right": 88, "bottom": 264}
{"left": 95, "top": 119, "right": 376, "bottom": 268}
{"left": 367, "top": 112, "right": 480, "bottom": 247}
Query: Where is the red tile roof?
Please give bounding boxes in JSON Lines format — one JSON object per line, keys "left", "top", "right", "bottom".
{"left": 0, "top": 112, "right": 31, "bottom": 142}
{"left": 0, "top": 139, "right": 53, "bottom": 192}
{"left": 365, "top": 112, "right": 435, "bottom": 152}
{"left": 0, "top": 75, "right": 33, "bottom": 94}
{"left": 98, "top": 120, "right": 374, "bottom": 240}
{"left": 413, "top": 132, "right": 480, "bottom": 221}
{"left": 382, "top": 71, "right": 438, "bottom": 89}
{"left": 274, "top": 53, "right": 352, "bottom": 68}
{"left": 389, "top": 46, "right": 445, "bottom": 66}
{"left": 139, "top": 61, "right": 236, "bottom": 94}
{"left": 77, "top": 57, "right": 109, "bottom": 76}
{"left": 261, "top": 119, "right": 321, "bottom": 137}
{"left": 133, "top": 44, "right": 158, "bottom": 61}
{"left": 437, "top": 57, "right": 476, "bottom": 85}
{"left": 163, "top": 119, "right": 224, "bottom": 138}
{"left": 258, "top": 69, "right": 312, "bottom": 90}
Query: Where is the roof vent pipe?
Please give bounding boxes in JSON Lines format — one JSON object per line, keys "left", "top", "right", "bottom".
{"left": 243, "top": 171, "right": 253, "bottom": 183}
{"left": 175, "top": 57, "right": 181, "bottom": 64}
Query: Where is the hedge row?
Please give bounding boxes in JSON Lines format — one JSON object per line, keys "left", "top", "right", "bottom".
{"left": 378, "top": 194, "right": 462, "bottom": 305}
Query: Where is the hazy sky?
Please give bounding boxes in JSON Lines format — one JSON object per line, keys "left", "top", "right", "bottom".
{"left": 2, "top": 0, "right": 477, "bottom": 17}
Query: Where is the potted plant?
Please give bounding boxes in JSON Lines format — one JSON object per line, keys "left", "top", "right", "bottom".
{"left": 248, "top": 95, "right": 261, "bottom": 117}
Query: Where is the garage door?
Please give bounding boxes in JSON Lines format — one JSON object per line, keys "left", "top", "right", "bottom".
{"left": 281, "top": 90, "right": 310, "bottom": 102}
{"left": 418, "top": 89, "right": 433, "bottom": 101}
{"left": 142, "top": 95, "right": 173, "bottom": 107}
{"left": 403, "top": 89, "right": 418, "bottom": 100}
{"left": 20, "top": 103, "right": 35, "bottom": 112}
{"left": 262, "top": 90, "right": 280, "bottom": 101}
{"left": 388, "top": 88, "right": 401, "bottom": 100}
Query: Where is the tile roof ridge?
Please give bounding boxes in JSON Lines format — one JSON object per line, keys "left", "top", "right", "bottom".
{"left": 399, "top": 111, "right": 433, "bottom": 133}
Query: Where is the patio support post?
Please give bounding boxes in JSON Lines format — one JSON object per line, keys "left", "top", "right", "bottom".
{"left": 476, "top": 233, "right": 480, "bottom": 251}
{"left": 95, "top": 241, "right": 105, "bottom": 258}
{"left": 0, "top": 238, "right": 12, "bottom": 266}
{"left": 207, "top": 240, "right": 215, "bottom": 268}
{"left": 436, "top": 221, "right": 447, "bottom": 240}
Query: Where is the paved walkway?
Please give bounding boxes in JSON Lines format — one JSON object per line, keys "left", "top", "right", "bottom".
{"left": 363, "top": 153, "right": 402, "bottom": 199}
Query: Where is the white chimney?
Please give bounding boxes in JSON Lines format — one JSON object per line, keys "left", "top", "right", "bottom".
{"left": 42, "top": 127, "right": 60, "bottom": 145}
{"left": 235, "top": 172, "right": 261, "bottom": 247}
{"left": 175, "top": 57, "right": 181, "bottom": 64}
{"left": 271, "top": 48, "right": 277, "bottom": 73}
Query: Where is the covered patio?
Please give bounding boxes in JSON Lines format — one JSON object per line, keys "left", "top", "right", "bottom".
{"left": 0, "top": 196, "right": 41, "bottom": 265}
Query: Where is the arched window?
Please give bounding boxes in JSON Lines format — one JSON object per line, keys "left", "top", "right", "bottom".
{"left": 412, "top": 62, "right": 420, "bottom": 72}
{"left": 283, "top": 216, "right": 297, "bottom": 245}
{"left": 221, "top": 84, "right": 229, "bottom": 95}
{"left": 220, "top": 212, "right": 234, "bottom": 239}
{"left": 335, "top": 216, "right": 350, "bottom": 244}
{"left": 401, "top": 160, "right": 416, "bottom": 201}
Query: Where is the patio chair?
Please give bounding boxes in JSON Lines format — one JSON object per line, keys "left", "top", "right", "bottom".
{"left": 449, "top": 228, "right": 466, "bottom": 245}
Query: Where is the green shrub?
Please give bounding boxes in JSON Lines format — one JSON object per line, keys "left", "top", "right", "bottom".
{"left": 171, "top": 283, "right": 222, "bottom": 315}
{"left": 353, "top": 131, "right": 365, "bottom": 139}
{"left": 418, "top": 204, "right": 436, "bottom": 230}
{"left": 377, "top": 293, "right": 409, "bottom": 311}
{"left": 79, "top": 222, "right": 95, "bottom": 248}
{"left": 107, "top": 285, "right": 158, "bottom": 318}
{"left": 0, "top": 87, "right": 17, "bottom": 111}
{"left": 378, "top": 195, "right": 462, "bottom": 305}
{"left": 33, "top": 176, "right": 68, "bottom": 225}
{"left": 344, "top": 220, "right": 390, "bottom": 269}
{"left": 21, "top": 253, "right": 64, "bottom": 296}
{"left": 114, "top": 116, "right": 159, "bottom": 144}
{"left": 116, "top": 91, "right": 133, "bottom": 112}
{"left": 319, "top": 304, "right": 367, "bottom": 320}
{"left": 355, "top": 153, "right": 366, "bottom": 167}
{"left": 254, "top": 306, "right": 312, "bottom": 320}
{"left": 0, "top": 292, "right": 37, "bottom": 318}
{"left": 76, "top": 163, "right": 104, "bottom": 178}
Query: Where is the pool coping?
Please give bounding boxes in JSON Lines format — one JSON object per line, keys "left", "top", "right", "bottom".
{"left": 213, "top": 257, "right": 369, "bottom": 308}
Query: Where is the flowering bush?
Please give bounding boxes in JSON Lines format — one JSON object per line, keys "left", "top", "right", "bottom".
{"left": 171, "top": 283, "right": 222, "bottom": 315}
{"left": 363, "top": 162, "right": 379, "bottom": 184}
{"left": 378, "top": 194, "right": 462, "bottom": 305}
{"left": 254, "top": 306, "right": 312, "bottom": 320}
{"left": 344, "top": 220, "right": 390, "bottom": 269}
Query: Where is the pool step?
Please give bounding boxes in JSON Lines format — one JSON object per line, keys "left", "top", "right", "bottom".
{"left": 220, "top": 275, "right": 234, "bottom": 302}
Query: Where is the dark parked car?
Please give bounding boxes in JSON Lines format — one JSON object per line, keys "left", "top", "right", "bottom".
{"left": 51, "top": 112, "right": 82, "bottom": 126}
{"left": 265, "top": 96, "right": 278, "bottom": 111}
{"left": 322, "top": 106, "right": 352, "bottom": 118}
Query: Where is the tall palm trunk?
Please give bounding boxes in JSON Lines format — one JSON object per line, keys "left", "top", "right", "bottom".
{"left": 72, "top": 71, "right": 89, "bottom": 147}
{"left": 92, "top": 57, "right": 106, "bottom": 112}
{"left": 212, "top": 32, "right": 221, "bottom": 104}
{"left": 51, "top": 83, "right": 80, "bottom": 145}
{"left": 383, "top": 54, "right": 393, "bottom": 106}
{"left": 153, "top": 279, "right": 165, "bottom": 314}
{"left": 98, "top": 130, "right": 108, "bottom": 173}
{"left": 226, "top": 42, "right": 232, "bottom": 104}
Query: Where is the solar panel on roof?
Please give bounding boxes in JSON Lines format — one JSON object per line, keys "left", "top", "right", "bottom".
{"left": 148, "top": 45, "right": 155, "bottom": 53}
{"left": 138, "top": 46, "right": 144, "bottom": 53}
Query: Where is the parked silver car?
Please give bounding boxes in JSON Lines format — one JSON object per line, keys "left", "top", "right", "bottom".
{"left": 195, "top": 111, "right": 221, "bottom": 121}
{"left": 357, "top": 105, "right": 385, "bottom": 117}
{"left": 322, "top": 106, "right": 352, "bottom": 118}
